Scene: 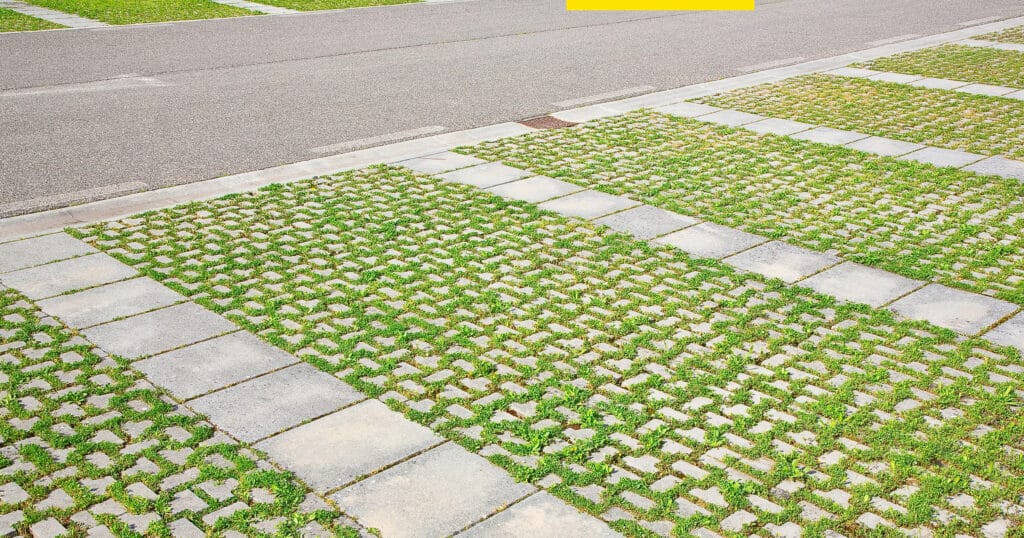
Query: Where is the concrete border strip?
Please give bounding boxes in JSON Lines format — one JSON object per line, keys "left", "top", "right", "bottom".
{"left": 822, "top": 67, "right": 1024, "bottom": 99}
{"left": 2, "top": 14, "right": 1023, "bottom": 242}
{"left": 0, "top": 0, "right": 107, "bottom": 27}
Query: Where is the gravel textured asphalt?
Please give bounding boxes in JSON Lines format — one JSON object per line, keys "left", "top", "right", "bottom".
{"left": 0, "top": 0, "right": 1022, "bottom": 216}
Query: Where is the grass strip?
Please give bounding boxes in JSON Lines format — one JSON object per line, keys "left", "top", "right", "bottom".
{"left": 0, "top": 7, "right": 63, "bottom": 31}
{"left": 23, "top": 0, "right": 253, "bottom": 24}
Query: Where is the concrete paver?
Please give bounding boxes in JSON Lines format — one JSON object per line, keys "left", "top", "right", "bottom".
{"left": 0, "top": 253, "right": 136, "bottom": 300}
{"left": 846, "top": 136, "right": 925, "bottom": 157}
{"left": 438, "top": 162, "right": 531, "bottom": 188}
{"left": 724, "top": 241, "right": 840, "bottom": 283}
{"left": 984, "top": 312, "right": 1024, "bottom": 353}
{"left": 398, "top": 152, "right": 487, "bottom": 175}
{"left": 486, "top": 175, "right": 584, "bottom": 203}
{"left": 890, "top": 284, "right": 1018, "bottom": 335}
{"left": 964, "top": 156, "right": 1024, "bottom": 181}
{"left": 256, "top": 399, "right": 442, "bottom": 493}
{"left": 136, "top": 331, "right": 297, "bottom": 400}
{"left": 791, "top": 126, "right": 869, "bottom": 145}
{"left": 331, "top": 443, "right": 534, "bottom": 538}
{"left": 0, "top": 233, "right": 95, "bottom": 274}
{"left": 656, "top": 223, "right": 766, "bottom": 260}
{"left": 594, "top": 204, "right": 699, "bottom": 240}
{"left": 799, "top": 262, "right": 924, "bottom": 308}
{"left": 460, "top": 491, "right": 621, "bottom": 537}
{"left": 898, "top": 146, "right": 987, "bottom": 168}
{"left": 189, "top": 363, "right": 364, "bottom": 442}
{"left": 538, "top": 190, "right": 639, "bottom": 219}
{"left": 82, "top": 302, "right": 236, "bottom": 359}
{"left": 36, "top": 277, "right": 184, "bottom": 328}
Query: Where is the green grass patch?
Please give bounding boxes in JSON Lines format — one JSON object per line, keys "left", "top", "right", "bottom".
{"left": 459, "top": 110, "right": 1024, "bottom": 306}
{"left": 73, "top": 166, "right": 1024, "bottom": 536}
{"left": 855, "top": 44, "right": 1024, "bottom": 89}
{"left": 23, "top": 0, "right": 254, "bottom": 24}
{"left": 695, "top": 73, "right": 1024, "bottom": 160}
{"left": 0, "top": 7, "right": 63, "bottom": 31}
{"left": 977, "top": 26, "right": 1024, "bottom": 45}
{"left": 247, "top": 0, "right": 417, "bottom": 10}
{"left": 0, "top": 289, "right": 361, "bottom": 535}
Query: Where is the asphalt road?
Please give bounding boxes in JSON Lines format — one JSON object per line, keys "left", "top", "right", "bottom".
{"left": 1, "top": 0, "right": 1022, "bottom": 217}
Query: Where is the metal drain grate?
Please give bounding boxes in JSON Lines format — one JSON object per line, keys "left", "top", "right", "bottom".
{"left": 518, "top": 115, "right": 579, "bottom": 129}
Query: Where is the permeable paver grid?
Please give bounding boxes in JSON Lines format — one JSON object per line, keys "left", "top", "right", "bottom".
{"left": 457, "top": 110, "right": 1024, "bottom": 307}
{"left": 0, "top": 286, "right": 364, "bottom": 537}
{"left": 71, "top": 166, "right": 1024, "bottom": 537}
{"left": 853, "top": 45, "right": 1024, "bottom": 90}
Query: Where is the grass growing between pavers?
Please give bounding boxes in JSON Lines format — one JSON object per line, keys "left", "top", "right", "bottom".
{"left": 242, "top": 0, "right": 416, "bottom": 11}
{"left": 23, "top": 0, "right": 253, "bottom": 24}
{"left": 694, "top": 74, "right": 1024, "bottom": 161}
{"left": 978, "top": 26, "right": 1024, "bottom": 45}
{"left": 459, "top": 111, "right": 1024, "bottom": 306}
{"left": 855, "top": 44, "right": 1024, "bottom": 89}
{"left": 0, "top": 288, "right": 363, "bottom": 536}
{"left": 73, "top": 166, "right": 1024, "bottom": 537}
{"left": 0, "top": 7, "right": 63, "bottom": 31}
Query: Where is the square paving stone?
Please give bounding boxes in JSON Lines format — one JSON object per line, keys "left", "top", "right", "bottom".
{"left": 958, "top": 83, "right": 1015, "bottom": 97}
{"left": 593, "top": 205, "right": 699, "bottom": 239}
{"left": 899, "top": 147, "right": 985, "bottom": 168}
{"left": 460, "top": 491, "right": 620, "bottom": 538}
{"left": 655, "top": 223, "right": 766, "bottom": 260}
{"left": 485, "top": 176, "right": 583, "bottom": 203}
{"left": 700, "top": 110, "right": 766, "bottom": 127}
{"left": 0, "top": 253, "right": 136, "bottom": 300}
{"left": 190, "top": 363, "right": 363, "bottom": 442}
{"left": 845, "top": 136, "right": 924, "bottom": 157}
{"left": 744, "top": 118, "right": 814, "bottom": 136}
{"left": 331, "top": 443, "right": 534, "bottom": 538}
{"left": 889, "top": 284, "right": 1018, "bottom": 335}
{"left": 723, "top": 241, "right": 840, "bottom": 283}
{"left": 656, "top": 102, "right": 721, "bottom": 118}
{"left": 964, "top": 156, "right": 1024, "bottom": 181}
{"left": 537, "top": 190, "right": 639, "bottom": 219}
{"left": 37, "top": 277, "right": 185, "bottom": 329}
{"left": 136, "top": 332, "right": 298, "bottom": 400}
{"left": 0, "top": 233, "right": 95, "bottom": 274}
{"left": 82, "top": 303, "right": 236, "bottom": 359}
{"left": 907, "top": 77, "right": 968, "bottom": 90}
{"left": 437, "top": 162, "right": 530, "bottom": 188}
{"left": 1006, "top": 89, "right": 1024, "bottom": 101}
{"left": 396, "top": 152, "right": 487, "bottom": 174}
{"left": 256, "top": 399, "right": 442, "bottom": 493}
{"left": 984, "top": 313, "right": 1024, "bottom": 353}
{"left": 791, "top": 127, "right": 869, "bottom": 146}
{"left": 799, "top": 262, "right": 924, "bottom": 308}
{"left": 868, "top": 72, "right": 922, "bottom": 84}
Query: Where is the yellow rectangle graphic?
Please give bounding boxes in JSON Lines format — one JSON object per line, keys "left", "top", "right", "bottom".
{"left": 567, "top": 0, "right": 753, "bottom": 10}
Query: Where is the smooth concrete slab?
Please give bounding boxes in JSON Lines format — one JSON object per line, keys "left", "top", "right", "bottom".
{"left": 867, "top": 72, "right": 922, "bottom": 84}
{"left": 437, "top": 162, "right": 530, "bottom": 188}
{"left": 485, "top": 176, "right": 584, "bottom": 203}
{"left": 136, "top": 332, "right": 298, "bottom": 400}
{"left": 655, "top": 223, "right": 766, "bottom": 260}
{"left": 791, "top": 127, "right": 870, "bottom": 145}
{"left": 190, "top": 363, "right": 363, "bottom": 443}
{"left": 256, "top": 399, "right": 442, "bottom": 493}
{"left": 461, "top": 491, "right": 621, "bottom": 538}
{"left": 656, "top": 102, "right": 721, "bottom": 118}
{"left": 700, "top": 110, "right": 766, "bottom": 127}
{"left": 898, "top": 147, "right": 986, "bottom": 168}
{"left": 0, "top": 233, "right": 95, "bottom": 274}
{"left": 397, "top": 152, "right": 487, "bottom": 175}
{"left": 537, "top": 190, "right": 639, "bottom": 219}
{"left": 82, "top": 303, "right": 236, "bottom": 359}
{"left": 332, "top": 443, "right": 534, "bottom": 538}
{"left": 907, "top": 77, "right": 969, "bottom": 90}
{"left": 958, "top": 83, "right": 1016, "bottom": 97}
{"left": 889, "top": 284, "right": 1018, "bottom": 335}
{"left": 799, "top": 262, "right": 924, "bottom": 308}
{"left": 984, "top": 313, "right": 1024, "bottom": 353}
{"left": 845, "top": 136, "right": 924, "bottom": 157}
{"left": 723, "top": 241, "right": 840, "bottom": 283}
{"left": 37, "top": 277, "right": 185, "bottom": 329}
{"left": 744, "top": 118, "right": 814, "bottom": 136}
{"left": 1006, "top": 90, "right": 1024, "bottom": 101}
{"left": 964, "top": 156, "right": 1024, "bottom": 181}
{"left": 593, "top": 205, "right": 699, "bottom": 240}
{"left": 0, "top": 253, "right": 136, "bottom": 300}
